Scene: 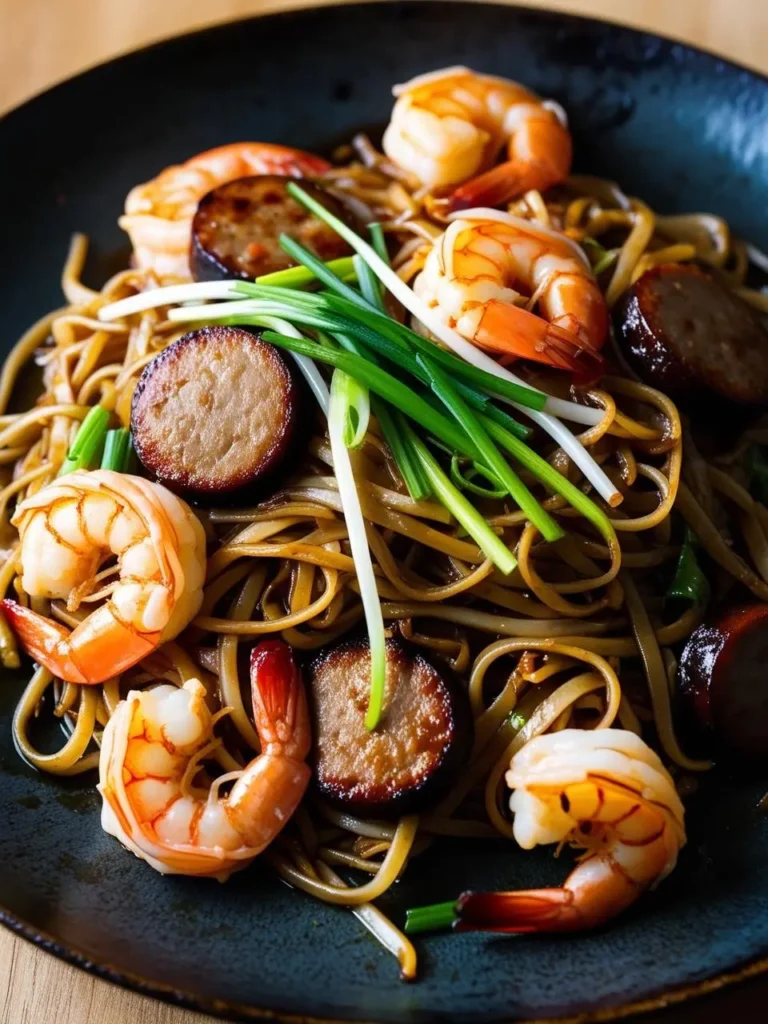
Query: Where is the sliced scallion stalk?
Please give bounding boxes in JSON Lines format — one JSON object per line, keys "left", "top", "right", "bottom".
{"left": 403, "top": 425, "right": 517, "bottom": 575}
{"left": 479, "top": 414, "right": 617, "bottom": 547}
{"left": 417, "top": 353, "right": 564, "bottom": 542}
{"left": 259, "top": 330, "right": 482, "bottom": 461}
{"left": 328, "top": 370, "right": 387, "bottom": 730}
{"left": 404, "top": 901, "right": 457, "bottom": 935}
{"left": 450, "top": 456, "right": 506, "bottom": 499}
{"left": 335, "top": 370, "right": 370, "bottom": 450}
{"left": 100, "top": 428, "right": 134, "bottom": 473}
{"left": 97, "top": 257, "right": 356, "bottom": 322}
{"left": 284, "top": 182, "right": 618, "bottom": 502}
{"left": 58, "top": 406, "right": 109, "bottom": 476}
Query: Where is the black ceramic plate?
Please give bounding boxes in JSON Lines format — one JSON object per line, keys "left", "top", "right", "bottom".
{"left": 2, "top": 4, "right": 768, "bottom": 1022}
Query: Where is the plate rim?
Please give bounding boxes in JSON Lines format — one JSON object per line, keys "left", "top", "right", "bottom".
{"left": 2, "top": 2, "right": 768, "bottom": 1020}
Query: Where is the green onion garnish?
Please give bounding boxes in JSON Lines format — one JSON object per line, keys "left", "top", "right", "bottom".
{"left": 58, "top": 406, "right": 110, "bottom": 476}
{"left": 450, "top": 456, "right": 506, "bottom": 499}
{"left": 417, "top": 353, "right": 564, "bottom": 543}
{"left": 256, "top": 255, "right": 356, "bottom": 289}
{"left": 335, "top": 370, "right": 369, "bottom": 450}
{"left": 278, "top": 236, "right": 367, "bottom": 310}
{"left": 404, "top": 901, "right": 457, "bottom": 935}
{"left": 479, "top": 415, "right": 616, "bottom": 547}
{"left": 328, "top": 371, "right": 387, "bottom": 729}
{"left": 667, "top": 527, "right": 710, "bottom": 606}
{"left": 259, "top": 330, "right": 481, "bottom": 461}
{"left": 581, "top": 237, "right": 617, "bottom": 276}
{"left": 404, "top": 425, "right": 516, "bottom": 575}
{"left": 101, "top": 428, "right": 134, "bottom": 473}
{"left": 282, "top": 181, "right": 620, "bottom": 506}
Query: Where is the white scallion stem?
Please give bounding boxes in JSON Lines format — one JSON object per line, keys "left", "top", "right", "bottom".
{"left": 328, "top": 371, "right": 387, "bottom": 730}
{"left": 98, "top": 281, "right": 241, "bottom": 321}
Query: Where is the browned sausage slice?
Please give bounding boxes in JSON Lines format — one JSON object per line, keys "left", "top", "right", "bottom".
{"left": 678, "top": 603, "right": 768, "bottom": 762}
{"left": 190, "top": 175, "right": 353, "bottom": 281}
{"left": 131, "top": 326, "right": 303, "bottom": 501}
{"left": 613, "top": 263, "right": 768, "bottom": 406}
{"left": 309, "top": 637, "right": 473, "bottom": 816}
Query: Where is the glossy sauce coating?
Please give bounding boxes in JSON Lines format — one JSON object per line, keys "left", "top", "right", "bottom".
{"left": 678, "top": 603, "right": 768, "bottom": 762}
{"left": 613, "top": 263, "right": 768, "bottom": 407}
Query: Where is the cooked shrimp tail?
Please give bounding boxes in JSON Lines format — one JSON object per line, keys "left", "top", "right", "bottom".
{"left": 99, "top": 640, "right": 311, "bottom": 878}
{"left": 225, "top": 641, "right": 312, "bottom": 848}
{"left": 449, "top": 116, "right": 572, "bottom": 211}
{"left": 456, "top": 860, "right": 642, "bottom": 933}
{"left": 473, "top": 298, "right": 604, "bottom": 376}
{"left": 1, "top": 599, "right": 156, "bottom": 684}
{"left": 455, "top": 730, "right": 686, "bottom": 933}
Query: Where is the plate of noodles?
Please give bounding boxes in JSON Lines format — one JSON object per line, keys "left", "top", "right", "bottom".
{"left": 2, "top": 2, "right": 768, "bottom": 1021}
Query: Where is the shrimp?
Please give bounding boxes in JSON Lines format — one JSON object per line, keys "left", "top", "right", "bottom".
{"left": 415, "top": 212, "right": 608, "bottom": 373}
{"left": 382, "top": 67, "right": 571, "bottom": 210}
{"left": 119, "top": 142, "right": 332, "bottom": 278}
{"left": 99, "top": 640, "right": 311, "bottom": 879}
{"left": 456, "top": 729, "right": 686, "bottom": 932}
{"left": 1, "top": 470, "right": 206, "bottom": 684}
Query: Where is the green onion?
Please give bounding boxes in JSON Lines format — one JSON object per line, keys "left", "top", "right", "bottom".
{"left": 451, "top": 456, "right": 507, "bottom": 499}
{"left": 319, "top": 294, "right": 546, "bottom": 411}
{"left": 256, "top": 255, "right": 357, "bottom": 289}
{"left": 581, "top": 237, "right": 617, "bottom": 276}
{"left": 479, "top": 401, "right": 533, "bottom": 441}
{"left": 328, "top": 371, "right": 386, "bottom": 729}
{"left": 58, "top": 406, "right": 110, "bottom": 476}
{"left": 375, "top": 402, "right": 431, "bottom": 502}
{"left": 333, "top": 372, "right": 369, "bottom": 450}
{"left": 100, "top": 428, "right": 134, "bottom": 473}
{"left": 667, "top": 528, "right": 710, "bottom": 606}
{"left": 283, "top": 182, "right": 620, "bottom": 504}
{"left": 354, "top": 253, "right": 385, "bottom": 310}
{"left": 259, "top": 329, "right": 482, "bottom": 461}
{"left": 278, "top": 236, "right": 368, "bottom": 309}
{"left": 417, "top": 353, "right": 564, "bottom": 543}
{"left": 404, "top": 901, "right": 457, "bottom": 935}
{"left": 479, "top": 414, "right": 616, "bottom": 547}
{"left": 369, "top": 222, "right": 389, "bottom": 265}
{"left": 404, "top": 425, "right": 517, "bottom": 575}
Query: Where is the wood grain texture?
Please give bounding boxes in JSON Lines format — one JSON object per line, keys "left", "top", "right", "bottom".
{"left": 1, "top": 1, "right": 767, "bottom": 1022}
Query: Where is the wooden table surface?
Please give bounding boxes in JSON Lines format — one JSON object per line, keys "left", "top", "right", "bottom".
{"left": 1, "top": 0, "right": 768, "bottom": 1021}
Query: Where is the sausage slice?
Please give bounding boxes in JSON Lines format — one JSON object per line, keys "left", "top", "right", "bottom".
{"left": 613, "top": 263, "right": 768, "bottom": 407}
{"left": 679, "top": 603, "right": 768, "bottom": 762}
{"left": 190, "top": 175, "right": 353, "bottom": 281}
{"left": 131, "top": 326, "right": 303, "bottom": 501}
{"left": 309, "top": 637, "right": 473, "bottom": 816}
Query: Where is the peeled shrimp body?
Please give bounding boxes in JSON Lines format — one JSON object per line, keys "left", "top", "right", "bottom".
{"left": 120, "top": 142, "right": 331, "bottom": 277}
{"left": 415, "top": 212, "right": 608, "bottom": 373}
{"left": 382, "top": 66, "right": 571, "bottom": 209}
{"left": 457, "top": 729, "right": 686, "bottom": 932}
{"left": 2, "top": 470, "right": 206, "bottom": 684}
{"left": 99, "top": 640, "right": 311, "bottom": 879}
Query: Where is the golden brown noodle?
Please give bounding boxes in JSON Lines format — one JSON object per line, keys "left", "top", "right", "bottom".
{"left": 3, "top": 145, "right": 767, "bottom": 975}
